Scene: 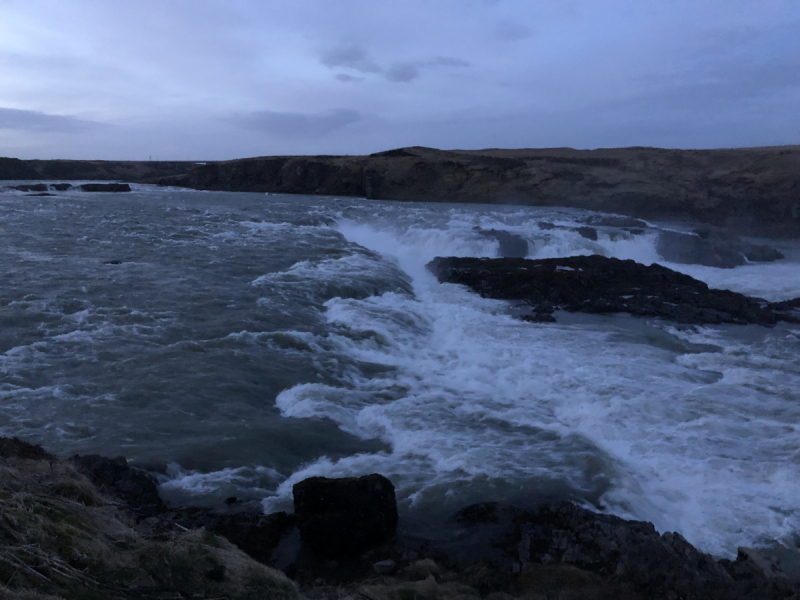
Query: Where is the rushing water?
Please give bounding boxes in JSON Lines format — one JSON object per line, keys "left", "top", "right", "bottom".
{"left": 1, "top": 183, "right": 799, "bottom": 557}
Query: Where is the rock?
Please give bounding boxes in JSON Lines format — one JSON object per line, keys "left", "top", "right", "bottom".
{"left": 426, "top": 255, "right": 794, "bottom": 325}
{"left": 11, "top": 183, "right": 48, "bottom": 192}
{"left": 79, "top": 183, "right": 132, "bottom": 192}
{"left": 26, "top": 192, "right": 55, "bottom": 196}
{"left": 70, "top": 454, "right": 166, "bottom": 516}
{"left": 515, "top": 502, "right": 734, "bottom": 598}
{"left": 50, "top": 183, "right": 72, "bottom": 191}
{"left": 474, "top": 228, "right": 529, "bottom": 257}
{"left": 293, "top": 474, "right": 398, "bottom": 559}
{"left": 575, "top": 226, "right": 598, "bottom": 241}
{"left": 657, "top": 229, "right": 784, "bottom": 268}
{"left": 373, "top": 559, "right": 396, "bottom": 574}
{"left": 537, "top": 221, "right": 556, "bottom": 230}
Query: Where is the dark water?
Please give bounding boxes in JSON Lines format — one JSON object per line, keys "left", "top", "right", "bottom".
{"left": 1, "top": 183, "right": 798, "bottom": 556}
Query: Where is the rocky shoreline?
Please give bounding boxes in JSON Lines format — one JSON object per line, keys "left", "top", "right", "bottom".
{"left": 1, "top": 437, "right": 798, "bottom": 600}
{"left": 3, "top": 144, "right": 800, "bottom": 238}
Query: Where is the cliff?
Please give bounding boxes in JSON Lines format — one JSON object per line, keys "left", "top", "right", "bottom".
{"left": 0, "top": 157, "right": 196, "bottom": 182}
{"left": 157, "top": 145, "right": 800, "bottom": 237}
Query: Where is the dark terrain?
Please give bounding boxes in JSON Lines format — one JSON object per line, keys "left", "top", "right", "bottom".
{"left": 3, "top": 144, "right": 800, "bottom": 237}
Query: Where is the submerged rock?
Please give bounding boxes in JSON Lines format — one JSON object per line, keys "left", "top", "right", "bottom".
{"left": 293, "top": 474, "right": 398, "bottom": 558}
{"left": 657, "top": 228, "right": 784, "bottom": 268}
{"left": 474, "top": 228, "right": 529, "bottom": 257}
{"left": 426, "top": 255, "right": 795, "bottom": 325}
{"left": 79, "top": 182, "right": 132, "bottom": 192}
{"left": 10, "top": 183, "right": 48, "bottom": 192}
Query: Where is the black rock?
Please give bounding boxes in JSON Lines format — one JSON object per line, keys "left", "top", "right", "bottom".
{"left": 537, "top": 221, "right": 556, "bottom": 230}
{"left": 426, "top": 255, "right": 793, "bottom": 325}
{"left": 26, "top": 192, "right": 55, "bottom": 197}
{"left": 79, "top": 183, "right": 132, "bottom": 192}
{"left": 50, "top": 183, "right": 72, "bottom": 191}
{"left": 293, "top": 474, "right": 398, "bottom": 559}
{"left": 475, "top": 228, "right": 529, "bottom": 257}
{"left": 71, "top": 454, "right": 166, "bottom": 516}
{"left": 587, "top": 215, "right": 647, "bottom": 228}
{"left": 575, "top": 226, "right": 598, "bottom": 241}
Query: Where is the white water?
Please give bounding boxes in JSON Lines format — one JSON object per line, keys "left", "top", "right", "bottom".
{"left": 262, "top": 209, "right": 800, "bottom": 558}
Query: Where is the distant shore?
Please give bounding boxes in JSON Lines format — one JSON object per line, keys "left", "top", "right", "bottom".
{"left": 3, "top": 144, "right": 800, "bottom": 237}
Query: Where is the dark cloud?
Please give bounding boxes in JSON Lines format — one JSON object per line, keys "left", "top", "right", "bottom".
{"left": 320, "top": 45, "right": 381, "bottom": 73}
{"left": 385, "top": 63, "right": 420, "bottom": 83}
{"left": 0, "top": 107, "right": 104, "bottom": 132}
{"left": 426, "top": 56, "right": 471, "bottom": 67}
{"left": 335, "top": 73, "right": 363, "bottom": 83}
{"left": 226, "top": 108, "right": 362, "bottom": 137}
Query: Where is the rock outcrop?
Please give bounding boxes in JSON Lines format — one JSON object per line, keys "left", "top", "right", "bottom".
{"left": 657, "top": 227, "right": 785, "bottom": 268}
{"left": 426, "top": 255, "right": 799, "bottom": 325}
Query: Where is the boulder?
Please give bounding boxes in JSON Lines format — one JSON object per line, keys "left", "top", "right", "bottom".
{"left": 50, "top": 183, "right": 72, "bottom": 191}
{"left": 575, "top": 226, "right": 598, "bottom": 241}
{"left": 474, "top": 228, "right": 529, "bottom": 257}
{"left": 586, "top": 215, "right": 647, "bottom": 228}
{"left": 426, "top": 255, "right": 794, "bottom": 325}
{"left": 71, "top": 454, "right": 166, "bottom": 516}
{"left": 79, "top": 183, "right": 132, "bottom": 192}
{"left": 293, "top": 474, "right": 398, "bottom": 559}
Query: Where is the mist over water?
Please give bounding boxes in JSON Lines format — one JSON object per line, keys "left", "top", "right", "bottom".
{"left": 1, "top": 183, "right": 798, "bottom": 557}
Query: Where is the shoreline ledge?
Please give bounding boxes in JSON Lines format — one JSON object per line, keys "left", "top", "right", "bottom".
{"left": 2, "top": 144, "right": 800, "bottom": 238}
{"left": 1, "top": 437, "right": 799, "bottom": 599}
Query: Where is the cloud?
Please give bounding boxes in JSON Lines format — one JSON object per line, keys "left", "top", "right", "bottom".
{"left": 494, "top": 18, "right": 533, "bottom": 41}
{"left": 0, "top": 107, "right": 104, "bottom": 132}
{"left": 385, "top": 63, "right": 420, "bottom": 83}
{"left": 226, "top": 108, "right": 362, "bottom": 137}
{"left": 320, "top": 45, "right": 381, "bottom": 74}
{"left": 427, "top": 56, "right": 471, "bottom": 68}
{"left": 334, "top": 73, "right": 363, "bottom": 83}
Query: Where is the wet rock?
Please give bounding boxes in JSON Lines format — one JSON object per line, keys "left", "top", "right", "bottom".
{"left": 657, "top": 228, "right": 784, "bottom": 268}
{"left": 537, "top": 221, "right": 556, "bottom": 230}
{"left": 26, "top": 192, "right": 55, "bottom": 196}
{"left": 474, "top": 228, "right": 529, "bottom": 257}
{"left": 50, "top": 183, "right": 72, "bottom": 191}
{"left": 426, "top": 255, "right": 793, "bottom": 325}
{"left": 575, "top": 226, "right": 598, "bottom": 241}
{"left": 293, "top": 474, "right": 398, "bottom": 559}
{"left": 373, "top": 559, "right": 396, "bottom": 574}
{"left": 79, "top": 183, "right": 132, "bottom": 192}
{"left": 71, "top": 454, "right": 166, "bottom": 516}
{"left": 515, "top": 502, "right": 734, "bottom": 598}
{"left": 11, "top": 183, "right": 48, "bottom": 192}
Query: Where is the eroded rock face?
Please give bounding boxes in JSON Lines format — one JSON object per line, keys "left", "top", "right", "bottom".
{"left": 657, "top": 229, "right": 784, "bottom": 268}
{"left": 293, "top": 474, "right": 398, "bottom": 559}
{"left": 426, "top": 255, "right": 796, "bottom": 325}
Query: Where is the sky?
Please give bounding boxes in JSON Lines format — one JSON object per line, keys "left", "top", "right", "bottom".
{"left": 0, "top": 0, "right": 799, "bottom": 160}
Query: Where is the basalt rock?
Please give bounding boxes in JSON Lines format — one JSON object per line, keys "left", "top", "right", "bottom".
{"left": 426, "top": 255, "right": 796, "bottom": 325}
{"left": 50, "top": 182, "right": 72, "bottom": 191}
{"left": 293, "top": 474, "right": 398, "bottom": 559}
{"left": 71, "top": 454, "right": 166, "bottom": 516}
{"left": 80, "top": 182, "right": 132, "bottom": 192}
{"left": 11, "top": 183, "right": 48, "bottom": 192}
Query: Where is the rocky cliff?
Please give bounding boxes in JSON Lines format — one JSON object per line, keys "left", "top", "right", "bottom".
{"left": 0, "top": 157, "right": 196, "bottom": 182}
{"left": 156, "top": 145, "right": 800, "bottom": 237}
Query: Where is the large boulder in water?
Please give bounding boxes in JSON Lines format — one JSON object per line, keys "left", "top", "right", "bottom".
{"left": 426, "top": 255, "right": 795, "bottom": 325}
{"left": 657, "top": 228, "right": 783, "bottom": 268}
{"left": 79, "top": 183, "right": 131, "bottom": 192}
{"left": 474, "top": 228, "right": 529, "bottom": 257}
{"left": 293, "top": 474, "right": 398, "bottom": 558}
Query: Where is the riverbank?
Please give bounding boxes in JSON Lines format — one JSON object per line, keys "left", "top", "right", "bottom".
{"left": 3, "top": 144, "right": 799, "bottom": 238}
{"left": 2, "top": 437, "right": 798, "bottom": 600}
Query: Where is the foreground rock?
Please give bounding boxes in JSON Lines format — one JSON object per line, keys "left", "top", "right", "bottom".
{"left": 0, "top": 438, "right": 300, "bottom": 600}
{"left": 427, "top": 255, "right": 799, "bottom": 325}
{"left": 293, "top": 474, "right": 398, "bottom": 559}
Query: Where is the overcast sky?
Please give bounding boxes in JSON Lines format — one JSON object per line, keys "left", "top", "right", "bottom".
{"left": 1, "top": 0, "right": 798, "bottom": 160}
